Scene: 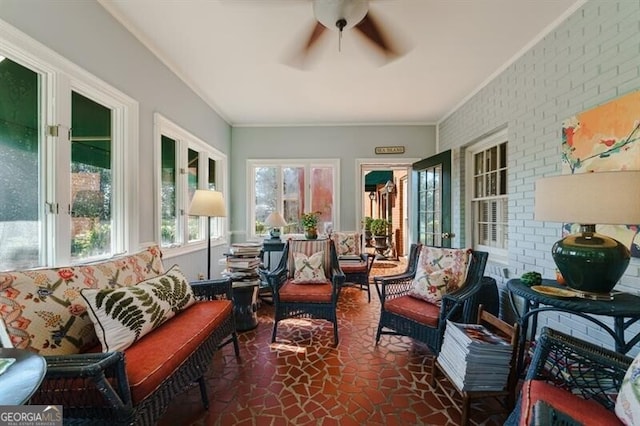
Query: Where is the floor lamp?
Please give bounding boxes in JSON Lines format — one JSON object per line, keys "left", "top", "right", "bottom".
{"left": 189, "top": 189, "right": 226, "bottom": 280}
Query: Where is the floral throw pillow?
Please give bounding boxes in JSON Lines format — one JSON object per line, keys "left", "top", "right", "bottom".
{"left": 409, "top": 269, "right": 456, "bottom": 305}
{"left": 615, "top": 352, "right": 640, "bottom": 423}
{"left": 408, "top": 247, "right": 472, "bottom": 305}
{"left": 81, "top": 264, "right": 195, "bottom": 352}
{"left": 332, "top": 232, "right": 360, "bottom": 257}
{"left": 0, "top": 245, "right": 164, "bottom": 355}
{"left": 291, "top": 251, "right": 327, "bottom": 283}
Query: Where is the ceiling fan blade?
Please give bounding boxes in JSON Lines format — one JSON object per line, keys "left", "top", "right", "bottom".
{"left": 304, "top": 21, "right": 327, "bottom": 53}
{"left": 354, "top": 12, "right": 400, "bottom": 59}
{"left": 281, "top": 21, "right": 327, "bottom": 70}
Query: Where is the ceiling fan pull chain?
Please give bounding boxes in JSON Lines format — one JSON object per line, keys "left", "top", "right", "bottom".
{"left": 336, "top": 18, "right": 347, "bottom": 53}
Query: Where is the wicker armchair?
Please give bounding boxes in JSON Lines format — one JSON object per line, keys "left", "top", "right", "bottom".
{"left": 339, "top": 252, "right": 375, "bottom": 302}
{"left": 374, "top": 245, "right": 488, "bottom": 354}
{"left": 266, "top": 239, "right": 345, "bottom": 346}
{"left": 505, "top": 327, "right": 631, "bottom": 426}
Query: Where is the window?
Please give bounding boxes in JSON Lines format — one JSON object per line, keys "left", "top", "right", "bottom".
{"left": 0, "top": 24, "right": 137, "bottom": 270}
{"left": 248, "top": 160, "right": 339, "bottom": 239}
{"left": 155, "top": 114, "right": 226, "bottom": 254}
{"left": 467, "top": 130, "right": 508, "bottom": 262}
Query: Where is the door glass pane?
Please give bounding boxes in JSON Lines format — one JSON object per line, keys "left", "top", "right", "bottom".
{"left": 0, "top": 58, "right": 41, "bottom": 269}
{"left": 161, "top": 136, "right": 177, "bottom": 246}
{"left": 70, "top": 91, "right": 112, "bottom": 261}
{"left": 187, "top": 148, "right": 199, "bottom": 242}
{"left": 417, "top": 165, "right": 442, "bottom": 246}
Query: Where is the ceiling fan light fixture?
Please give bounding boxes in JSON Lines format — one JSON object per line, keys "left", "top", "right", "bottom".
{"left": 313, "top": 0, "right": 369, "bottom": 31}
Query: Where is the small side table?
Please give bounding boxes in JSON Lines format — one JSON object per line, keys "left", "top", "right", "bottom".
{"left": 507, "top": 278, "right": 640, "bottom": 375}
{"left": 232, "top": 283, "right": 259, "bottom": 331}
{"left": 0, "top": 348, "right": 47, "bottom": 405}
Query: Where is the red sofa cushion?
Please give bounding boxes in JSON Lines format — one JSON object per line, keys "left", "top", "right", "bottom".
{"left": 384, "top": 295, "right": 439, "bottom": 327}
{"left": 519, "top": 380, "right": 622, "bottom": 426}
{"left": 124, "top": 300, "right": 232, "bottom": 404}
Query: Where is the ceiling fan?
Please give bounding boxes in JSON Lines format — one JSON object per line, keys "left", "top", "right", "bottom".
{"left": 288, "top": 0, "right": 406, "bottom": 67}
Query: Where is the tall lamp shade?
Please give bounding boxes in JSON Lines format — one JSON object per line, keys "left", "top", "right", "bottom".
{"left": 264, "top": 211, "right": 288, "bottom": 239}
{"left": 535, "top": 171, "right": 640, "bottom": 293}
{"left": 189, "top": 190, "right": 226, "bottom": 279}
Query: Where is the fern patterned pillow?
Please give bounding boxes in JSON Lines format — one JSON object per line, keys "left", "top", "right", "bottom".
{"left": 81, "top": 265, "right": 196, "bottom": 352}
{"left": 292, "top": 251, "right": 327, "bottom": 283}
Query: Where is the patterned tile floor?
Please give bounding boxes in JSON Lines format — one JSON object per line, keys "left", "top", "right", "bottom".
{"left": 158, "top": 261, "right": 508, "bottom": 426}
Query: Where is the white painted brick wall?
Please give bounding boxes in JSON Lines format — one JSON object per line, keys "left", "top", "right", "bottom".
{"left": 439, "top": 0, "right": 640, "bottom": 353}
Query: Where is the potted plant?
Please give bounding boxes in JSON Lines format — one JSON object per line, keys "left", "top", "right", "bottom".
{"left": 300, "top": 211, "right": 321, "bottom": 239}
{"left": 370, "top": 218, "right": 389, "bottom": 236}
{"left": 362, "top": 216, "right": 373, "bottom": 247}
{"left": 370, "top": 218, "right": 390, "bottom": 255}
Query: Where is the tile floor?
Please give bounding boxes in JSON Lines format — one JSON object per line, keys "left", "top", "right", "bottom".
{"left": 158, "top": 261, "right": 509, "bottom": 426}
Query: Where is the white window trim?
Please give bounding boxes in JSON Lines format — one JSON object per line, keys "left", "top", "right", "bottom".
{"left": 246, "top": 159, "right": 340, "bottom": 241}
{"left": 0, "top": 18, "right": 139, "bottom": 265}
{"left": 154, "top": 113, "right": 228, "bottom": 258}
{"left": 465, "top": 128, "right": 508, "bottom": 264}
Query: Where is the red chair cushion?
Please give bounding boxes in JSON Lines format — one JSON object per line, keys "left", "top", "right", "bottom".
{"left": 339, "top": 262, "right": 367, "bottom": 274}
{"left": 124, "top": 300, "right": 232, "bottom": 404}
{"left": 519, "top": 379, "right": 622, "bottom": 426}
{"left": 279, "top": 279, "right": 333, "bottom": 303}
{"left": 384, "top": 295, "right": 439, "bottom": 327}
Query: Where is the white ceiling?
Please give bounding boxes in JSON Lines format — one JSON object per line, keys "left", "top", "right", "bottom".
{"left": 99, "top": 0, "right": 583, "bottom": 127}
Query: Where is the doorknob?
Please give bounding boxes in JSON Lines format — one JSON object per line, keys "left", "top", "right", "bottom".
{"left": 442, "top": 232, "right": 455, "bottom": 239}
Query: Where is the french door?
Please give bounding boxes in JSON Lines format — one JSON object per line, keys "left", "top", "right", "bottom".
{"left": 412, "top": 150, "right": 452, "bottom": 248}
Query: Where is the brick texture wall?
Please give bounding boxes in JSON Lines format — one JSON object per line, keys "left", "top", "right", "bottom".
{"left": 438, "top": 0, "right": 640, "bottom": 354}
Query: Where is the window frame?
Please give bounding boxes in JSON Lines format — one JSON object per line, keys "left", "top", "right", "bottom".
{"left": 247, "top": 159, "right": 340, "bottom": 240}
{"left": 154, "top": 113, "right": 227, "bottom": 257}
{"left": 0, "top": 19, "right": 138, "bottom": 268}
{"left": 465, "top": 128, "right": 508, "bottom": 264}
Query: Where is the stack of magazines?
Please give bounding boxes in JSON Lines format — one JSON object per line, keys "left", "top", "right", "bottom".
{"left": 436, "top": 320, "right": 513, "bottom": 391}
{"left": 223, "top": 242, "right": 263, "bottom": 287}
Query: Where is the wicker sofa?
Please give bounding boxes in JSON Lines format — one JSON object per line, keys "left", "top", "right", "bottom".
{"left": 0, "top": 246, "right": 239, "bottom": 425}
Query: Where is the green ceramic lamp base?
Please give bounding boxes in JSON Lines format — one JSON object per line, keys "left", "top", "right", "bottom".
{"left": 552, "top": 226, "right": 630, "bottom": 294}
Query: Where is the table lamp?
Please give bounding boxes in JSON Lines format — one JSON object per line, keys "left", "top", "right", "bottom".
{"left": 534, "top": 171, "right": 640, "bottom": 294}
{"left": 189, "top": 189, "right": 226, "bottom": 279}
{"left": 264, "top": 211, "right": 287, "bottom": 240}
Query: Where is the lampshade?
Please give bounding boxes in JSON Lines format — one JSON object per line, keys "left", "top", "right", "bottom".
{"left": 264, "top": 211, "right": 288, "bottom": 228}
{"left": 534, "top": 171, "right": 640, "bottom": 294}
{"left": 189, "top": 190, "right": 226, "bottom": 217}
{"left": 313, "top": 0, "right": 368, "bottom": 31}
{"left": 264, "top": 211, "right": 287, "bottom": 239}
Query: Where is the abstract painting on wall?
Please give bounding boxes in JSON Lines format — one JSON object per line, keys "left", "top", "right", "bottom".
{"left": 561, "top": 90, "right": 640, "bottom": 257}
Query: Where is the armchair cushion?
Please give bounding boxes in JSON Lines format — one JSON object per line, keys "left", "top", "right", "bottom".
{"left": 520, "top": 380, "right": 622, "bottom": 426}
{"left": 331, "top": 232, "right": 360, "bottom": 256}
{"left": 291, "top": 251, "right": 327, "bottom": 283}
{"left": 615, "top": 351, "right": 640, "bottom": 423}
{"left": 279, "top": 280, "right": 333, "bottom": 303}
{"left": 384, "top": 295, "right": 440, "bottom": 327}
{"left": 409, "top": 247, "right": 471, "bottom": 305}
{"left": 81, "top": 265, "right": 196, "bottom": 352}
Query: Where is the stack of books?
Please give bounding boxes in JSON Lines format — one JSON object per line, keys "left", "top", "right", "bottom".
{"left": 437, "top": 320, "right": 513, "bottom": 391}
{"left": 223, "top": 242, "right": 263, "bottom": 287}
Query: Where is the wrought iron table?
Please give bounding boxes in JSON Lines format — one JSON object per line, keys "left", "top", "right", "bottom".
{"left": 0, "top": 348, "right": 47, "bottom": 405}
{"left": 508, "top": 278, "right": 640, "bottom": 375}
